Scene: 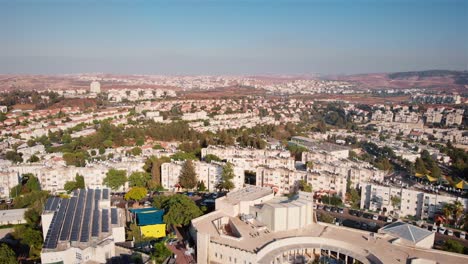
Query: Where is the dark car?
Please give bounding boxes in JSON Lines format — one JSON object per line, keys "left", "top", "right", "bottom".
{"left": 356, "top": 211, "right": 364, "bottom": 217}
{"left": 330, "top": 207, "right": 338, "bottom": 213}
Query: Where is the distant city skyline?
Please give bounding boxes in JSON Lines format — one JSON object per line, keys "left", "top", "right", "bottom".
{"left": 1, "top": 0, "right": 467, "bottom": 75}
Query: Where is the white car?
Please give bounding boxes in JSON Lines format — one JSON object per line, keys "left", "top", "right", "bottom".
{"left": 447, "top": 230, "right": 453, "bottom": 236}
{"left": 372, "top": 215, "right": 379, "bottom": 221}
{"left": 460, "top": 232, "right": 466, "bottom": 239}
{"left": 438, "top": 227, "right": 446, "bottom": 235}
{"left": 431, "top": 226, "right": 437, "bottom": 232}
{"left": 386, "top": 217, "right": 393, "bottom": 223}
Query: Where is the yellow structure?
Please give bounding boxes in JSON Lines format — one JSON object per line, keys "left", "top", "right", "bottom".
{"left": 140, "top": 224, "right": 166, "bottom": 238}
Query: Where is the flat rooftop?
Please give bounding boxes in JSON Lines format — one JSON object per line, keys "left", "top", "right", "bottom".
{"left": 193, "top": 212, "right": 468, "bottom": 264}
{"left": 224, "top": 186, "right": 273, "bottom": 204}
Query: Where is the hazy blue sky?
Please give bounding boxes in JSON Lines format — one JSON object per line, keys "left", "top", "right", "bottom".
{"left": 1, "top": 0, "right": 467, "bottom": 75}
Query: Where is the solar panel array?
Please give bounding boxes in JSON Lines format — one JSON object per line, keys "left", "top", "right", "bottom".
{"left": 80, "top": 189, "right": 94, "bottom": 242}
{"left": 70, "top": 189, "right": 86, "bottom": 241}
{"left": 101, "top": 209, "right": 109, "bottom": 233}
{"left": 44, "top": 199, "right": 68, "bottom": 249}
{"left": 103, "top": 189, "right": 109, "bottom": 200}
{"left": 59, "top": 196, "right": 77, "bottom": 241}
{"left": 111, "top": 208, "right": 118, "bottom": 225}
{"left": 43, "top": 189, "right": 116, "bottom": 250}
{"left": 91, "top": 210, "right": 100, "bottom": 237}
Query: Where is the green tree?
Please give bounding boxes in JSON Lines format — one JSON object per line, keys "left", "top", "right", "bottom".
{"left": 321, "top": 195, "right": 343, "bottom": 206}
{"left": 348, "top": 188, "right": 361, "bottom": 209}
{"left": 103, "top": 169, "right": 127, "bottom": 190}
{"left": 414, "top": 157, "right": 427, "bottom": 174}
{"left": 170, "top": 151, "right": 198, "bottom": 161}
{"left": 151, "top": 241, "right": 172, "bottom": 264}
{"left": 64, "top": 174, "right": 85, "bottom": 193}
{"left": 391, "top": 196, "right": 401, "bottom": 210}
{"left": 13, "top": 225, "right": 43, "bottom": 258}
{"left": 197, "top": 181, "right": 207, "bottom": 192}
{"left": 0, "top": 243, "right": 17, "bottom": 264}
{"left": 28, "top": 154, "right": 40, "bottom": 163}
{"left": 23, "top": 173, "right": 41, "bottom": 192}
{"left": 216, "top": 162, "right": 235, "bottom": 191}
{"left": 297, "top": 180, "right": 312, "bottom": 192}
{"left": 128, "top": 171, "right": 151, "bottom": 187}
{"left": 157, "top": 194, "right": 202, "bottom": 226}
{"left": 443, "top": 239, "right": 464, "bottom": 254}
{"left": 204, "top": 154, "right": 221, "bottom": 163}
{"left": 179, "top": 160, "right": 197, "bottom": 189}
{"left": 125, "top": 187, "right": 148, "bottom": 201}
{"left": 5, "top": 150, "right": 23, "bottom": 163}
{"left": 64, "top": 181, "right": 77, "bottom": 193}
{"left": 130, "top": 147, "right": 142, "bottom": 156}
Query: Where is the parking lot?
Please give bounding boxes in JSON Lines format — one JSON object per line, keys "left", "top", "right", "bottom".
{"left": 316, "top": 205, "right": 468, "bottom": 248}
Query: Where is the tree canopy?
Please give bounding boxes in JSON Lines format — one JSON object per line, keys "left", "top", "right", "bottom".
{"left": 216, "top": 162, "right": 235, "bottom": 191}
{"left": 103, "top": 169, "right": 127, "bottom": 190}
{"left": 125, "top": 187, "right": 148, "bottom": 201}
{"left": 0, "top": 243, "right": 17, "bottom": 264}
{"left": 128, "top": 171, "right": 151, "bottom": 188}
{"left": 179, "top": 160, "right": 197, "bottom": 189}
{"left": 297, "top": 180, "right": 312, "bottom": 192}
{"left": 154, "top": 194, "right": 202, "bottom": 226}
{"left": 64, "top": 174, "right": 85, "bottom": 193}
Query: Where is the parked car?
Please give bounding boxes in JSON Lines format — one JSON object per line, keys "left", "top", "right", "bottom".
{"left": 354, "top": 221, "right": 361, "bottom": 229}
{"left": 356, "top": 211, "right": 364, "bottom": 217}
{"left": 330, "top": 207, "right": 337, "bottom": 213}
{"left": 212, "top": 192, "right": 219, "bottom": 199}
{"left": 438, "top": 227, "right": 446, "bottom": 235}
{"left": 460, "top": 232, "right": 466, "bottom": 239}
{"left": 447, "top": 229, "right": 453, "bottom": 236}
{"left": 361, "top": 223, "right": 368, "bottom": 230}
{"left": 349, "top": 210, "right": 357, "bottom": 216}
{"left": 325, "top": 206, "right": 331, "bottom": 212}
{"left": 317, "top": 204, "right": 324, "bottom": 210}
{"left": 430, "top": 226, "right": 437, "bottom": 232}
{"left": 338, "top": 208, "right": 344, "bottom": 214}
{"left": 372, "top": 215, "right": 379, "bottom": 221}
{"left": 200, "top": 199, "right": 215, "bottom": 206}
{"left": 386, "top": 217, "right": 393, "bottom": 223}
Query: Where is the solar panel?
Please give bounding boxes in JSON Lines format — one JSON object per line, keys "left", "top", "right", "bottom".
{"left": 101, "top": 209, "right": 109, "bottom": 233}
{"left": 70, "top": 190, "right": 86, "bottom": 241}
{"left": 44, "top": 197, "right": 54, "bottom": 211}
{"left": 103, "top": 189, "right": 109, "bottom": 200}
{"left": 44, "top": 199, "right": 68, "bottom": 249}
{"left": 91, "top": 210, "right": 100, "bottom": 237}
{"left": 80, "top": 189, "right": 94, "bottom": 242}
{"left": 50, "top": 197, "right": 60, "bottom": 211}
{"left": 59, "top": 196, "right": 77, "bottom": 241}
{"left": 94, "top": 189, "right": 101, "bottom": 200}
{"left": 111, "top": 208, "right": 118, "bottom": 225}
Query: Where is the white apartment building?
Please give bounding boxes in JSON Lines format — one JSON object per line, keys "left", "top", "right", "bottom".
{"left": 361, "top": 183, "right": 468, "bottom": 220}
{"left": 89, "top": 81, "right": 101, "bottom": 93}
{"left": 161, "top": 161, "right": 245, "bottom": 192}
{"left": 182, "top": 111, "right": 208, "bottom": 121}
{"left": 1, "top": 160, "right": 145, "bottom": 193}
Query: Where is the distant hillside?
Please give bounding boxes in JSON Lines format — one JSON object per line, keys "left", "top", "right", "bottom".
{"left": 388, "top": 70, "right": 468, "bottom": 85}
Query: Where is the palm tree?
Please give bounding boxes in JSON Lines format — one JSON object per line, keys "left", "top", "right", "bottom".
{"left": 442, "top": 203, "right": 455, "bottom": 224}
{"left": 452, "top": 200, "right": 464, "bottom": 228}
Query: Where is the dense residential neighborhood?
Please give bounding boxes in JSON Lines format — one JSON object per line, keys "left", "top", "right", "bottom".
{"left": 0, "top": 78, "right": 467, "bottom": 264}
